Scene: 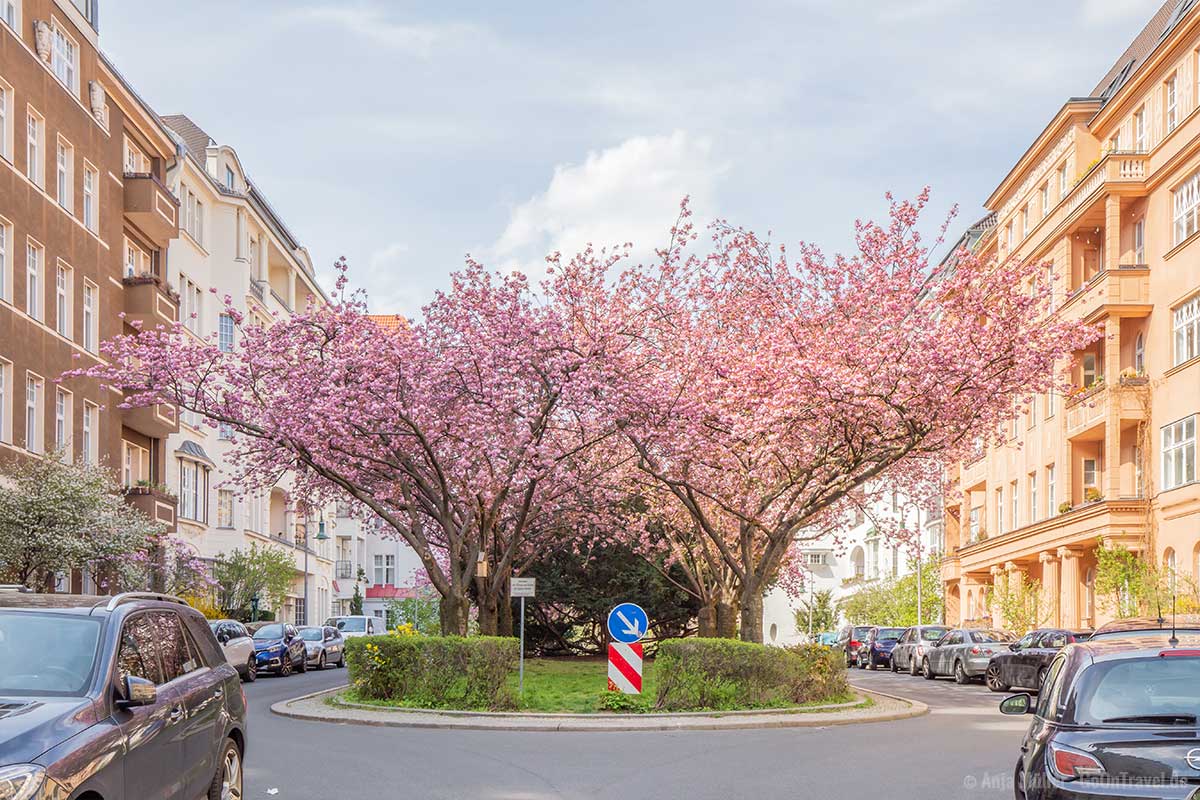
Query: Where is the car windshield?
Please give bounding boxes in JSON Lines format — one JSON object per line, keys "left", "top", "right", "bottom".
{"left": 0, "top": 612, "right": 102, "bottom": 696}
{"left": 298, "top": 628, "right": 323, "bottom": 641}
{"left": 876, "top": 628, "right": 905, "bottom": 639}
{"left": 919, "top": 627, "right": 948, "bottom": 641}
{"left": 853, "top": 626, "right": 872, "bottom": 638}
{"left": 253, "top": 624, "right": 285, "bottom": 640}
{"left": 1072, "top": 657, "right": 1200, "bottom": 725}
{"left": 333, "top": 618, "right": 366, "bottom": 632}
{"left": 971, "top": 630, "right": 1013, "bottom": 643}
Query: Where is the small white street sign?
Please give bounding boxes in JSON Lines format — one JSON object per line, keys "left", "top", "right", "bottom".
{"left": 511, "top": 577, "right": 536, "bottom": 597}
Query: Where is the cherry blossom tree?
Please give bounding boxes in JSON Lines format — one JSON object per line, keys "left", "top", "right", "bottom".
{"left": 601, "top": 192, "right": 1097, "bottom": 641}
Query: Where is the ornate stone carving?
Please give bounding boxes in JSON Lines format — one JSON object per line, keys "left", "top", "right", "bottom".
{"left": 33, "top": 20, "right": 52, "bottom": 63}
{"left": 88, "top": 80, "right": 106, "bottom": 120}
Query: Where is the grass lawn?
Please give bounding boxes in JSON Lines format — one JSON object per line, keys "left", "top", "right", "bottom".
{"left": 339, "top": 656, "right": 861, "bottom": 714}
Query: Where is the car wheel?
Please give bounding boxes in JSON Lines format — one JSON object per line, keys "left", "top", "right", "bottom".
{"left": 243, "top": 655, "right": 257, "bottom": 683}
{"left": 954, "top": 660, "right": 970, "bottom": 685}
{"left": 985, "top": 664, "right": 1008, "bottom": 692}
{"left": 318, "top": 652, "right": 326, "bottom": 670}
{"left": 922, "top": 658, "right": 936, "bottom": 680}
{"left": 337, "top": 653, "right": 346, "bottom": 668}
{"left": 910, "top": 655, "right": 920, "bottom": 677}
{"left": 890, "top": 655, "right": 899, "bottom": 673}
{"left": 297, "top": 651, "right": 308, "bottom": 673}
{"left": 207, "top": 739, "right": 242, "bottom": 800}
{"left": 866, "top": 653, "right": 876, "bottom": 670}
{"left": 279, "top": 655, "right": 292, "bottom": 677}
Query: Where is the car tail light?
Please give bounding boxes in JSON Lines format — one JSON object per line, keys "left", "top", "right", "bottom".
{"left": 1160, "top": 649, "right": 1200, "bottom": 657}
{"left": 1048, "top": 742, "right": 1105, "bottom": 780}
{"left": 850, "top": 640, "right": 860, "bottom": 648}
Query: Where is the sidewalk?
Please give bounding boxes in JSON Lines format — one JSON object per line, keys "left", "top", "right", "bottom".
{"left": 271, "top": 685, "right": 928, "bottom": 732}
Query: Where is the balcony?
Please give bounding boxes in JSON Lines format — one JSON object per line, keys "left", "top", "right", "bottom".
{"left": 249, "top": 279, "right": 266, "bottom": 304}
{"left": 122, "top": 396, "right": 178, "bottom": 439}
{"left": 122, "top": 275, "right": 178, "bottom": 331}
{"left": 124, "top": 485, "right": 177, "bottom": 532}
{"left": 1065, "top": 382, "right": 1146, "bottom": 440}
{"left": 1060, "top": 265, "right": 1151, "bottom": 323}
{"left": 336, "top": 561, "right": 353, "bottom": 580}
{"left": 123, "top": 173, "right": 180, "bottom": 246}
{"left": 960, "top": 455, "right": 987, "bottom": 490}
{"left": 1062, "top": 152, "right": 1148, "bottom": 220}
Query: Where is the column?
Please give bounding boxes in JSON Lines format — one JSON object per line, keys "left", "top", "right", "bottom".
{"left": 989, "top": 565, "right": 1005, "bottom": 625}
{"left": 1103, "top": 316, "right": 1122, "bottom": 500}
{"left": 1104, "top": 194, "right": 1121, "bottom": 272}
{"left": 1040, "top": 551, "right": 1061, "bottom": 627}
{"left": 1058, "top": 547, "right": 1082, "bottom": 628}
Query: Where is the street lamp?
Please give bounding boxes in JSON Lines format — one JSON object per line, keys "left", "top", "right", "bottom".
{"left": 302, "top": 517, "right": 331, "bottom": 627}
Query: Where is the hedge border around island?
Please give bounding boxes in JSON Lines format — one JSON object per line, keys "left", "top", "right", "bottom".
{"left": 653, "top": 638, "right": 849, "bottom": 711}
{"left": 344, "top": 634, "right": 519, "bottom": 710}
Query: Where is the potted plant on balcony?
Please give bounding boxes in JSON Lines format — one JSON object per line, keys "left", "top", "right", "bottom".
{"left": 1084, "top": 487, "right": 1103, "bottom": 504}
{"left": 1058, "top": 500, "right": 1073, "bottom": 515}
{"left": 125, "top": 480, "right": 178, "bottom": 502}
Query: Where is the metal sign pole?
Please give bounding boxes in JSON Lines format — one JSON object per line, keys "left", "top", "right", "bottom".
{"left": 519, "top": 596, "right": 526, "bottom": 695}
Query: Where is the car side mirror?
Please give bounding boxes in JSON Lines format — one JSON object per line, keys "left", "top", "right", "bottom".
{"left": 118, "top": 675, "right": 157, "bottom": 708}
{"left": 999, "top": 694, "right": 1033, "bottom": 716}
{"left": 1009, "top": 643, "right": 1020, "bottom": 651}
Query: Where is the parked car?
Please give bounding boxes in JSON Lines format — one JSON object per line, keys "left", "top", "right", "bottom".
{"left": 890, "top": 625, "right": 950, "bottom": 676}
{"left": 1000, "top": 633, "right": 1200, "bottom": 799}
{"left": 211, "top": 618, "right": 258, "bottom": 682}
{"left": 984, "top": 628, "right": 1091, "bottom": 693}
{"left": 324, "top": 614, "right": 386, "bottom": 638}
{"left": 836, "top": 624, "right": 875, "bottom": 668}
{"left": 252, "top": 622, "right": 308, "bottom": 676}
{"left": 1090, "top": 614, "right": 1200, "bottom": 639}
{"left": 922, "top": 628, "right": 1015, "bottom": 684}
{"left": 814, "top": 631, "right": 839, "bottom": 647}
{"left": 856, "top": 626, "right": 906, "bottom": 669}
{"left": 0, "top": 590, "right": 247, "bottom": 800}
{"left": 298, "top": 625, "right": 346, "bottom": 669}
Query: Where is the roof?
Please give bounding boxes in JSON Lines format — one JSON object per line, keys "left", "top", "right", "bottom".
{"left": 175, "top": 440, "right": 215, "bottom": 466}
{"left": 366, "top": 314, "right": 408, "bottom": 333}
{"left": 365, "top": 585, "right": 420, "bottom": 600}
{"left": 161, "top": 114, "right": 214, "bottom": 160}
{"left": 1090, "top": 0, "right": 1190, "bottom": 103}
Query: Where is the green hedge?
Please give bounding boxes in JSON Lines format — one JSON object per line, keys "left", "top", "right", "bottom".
{"left": 344, "top": 635, "right": 518, "bottom": 710}
{"left": 653, "top": 639, "right": 849, "bottom": 711}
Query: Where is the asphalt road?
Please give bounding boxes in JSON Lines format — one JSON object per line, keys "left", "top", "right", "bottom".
{"left": 243, "top": 662, "right": 1031, "bottom": 800}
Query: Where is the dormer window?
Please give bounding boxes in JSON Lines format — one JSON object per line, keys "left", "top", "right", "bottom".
{"left": 225, "top": 166, "right": 235, "bottom": 191}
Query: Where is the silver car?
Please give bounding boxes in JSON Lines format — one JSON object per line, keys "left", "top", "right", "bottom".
{"left": 921, "top": 628, "right": 1015, "bottom": 684}
{"left": 298, "top": 625, "right": 346, "bottom": 669}
{"left": 889, "top": 625, "right": 949, "bottom": 676}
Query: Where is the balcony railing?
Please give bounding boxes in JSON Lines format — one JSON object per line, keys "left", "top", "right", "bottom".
{"left": 270, "top": 287, "right": 293, "bottom": 312}
{"left": 123, "top": 172, "right": 180, "bottom": 246}
{"left": 1060, "top": 264, "right": 1150, "bottom": 322}
{"left": 336, "top": 561, "right": 353, "bottom": 579}
{"left": 249, "top": 279, "right": 266, "bottom": 302}
{"left": 1063, "top": 151, "right": 1149, "bottom": 218}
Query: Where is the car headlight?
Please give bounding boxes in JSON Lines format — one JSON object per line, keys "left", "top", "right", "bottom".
{"left": 0, "top": 765, "right": 45, "bottom": 800}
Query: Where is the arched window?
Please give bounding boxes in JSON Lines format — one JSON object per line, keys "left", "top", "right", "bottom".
{"left": 850, "top": 547, "right": 866, "bottom": 580}
{"left": 1084, "top": 568, "right": 1096, "bottom": 626}
{"left": 1165, "top": 548, "right": 1178, "bottom": 590}
{"left": 1134, "top": 333, "right": 1145, "bottom": 375}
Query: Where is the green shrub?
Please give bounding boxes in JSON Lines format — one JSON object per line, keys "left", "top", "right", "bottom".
{"left": 344, "top": 635, "right": 518, "bottom": 710}
{"left": 596, "top": 690, "right": 651, "bottom": 713}
{"left": 653, "top": 638, "right": 849, "bottom": 711}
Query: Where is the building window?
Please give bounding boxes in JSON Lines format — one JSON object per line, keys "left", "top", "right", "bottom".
{"left": 1175, "top": 295, "right": 1200, "bottom": 366}
{"left": 1039, "top": 183, "right": 1049, "bottom": 218}
{"left": 1010, "top": 480, "right": 1018, "bottom": 529}
{"left": 0, "top": 217, "right": 9, "bottom": 302}
{"left": 1134, "top": 445, "right": 1144, "bottom": 498}
{"left": 122, "top": 441, "right": 148, "bottom": 486}
{"left": 123, "top": 238, "right": 149, "bottom": 278}
{"left": 51, "top": 22, "right": 78, "bottom": 92}
{"left": 225, "top": 166, "right": 235, "bottom": 190}
{"left": 179, "top": 275, "right": 202, "bottom": 334}
{"left": 1020, "top": 205, "right": 1029, "bottom": 239}
{"left": 1082, "top": 458, "right": 1099, "bottom": 489}
{"left": 1082, "top": 353, "right": 1099, "bottom": 386}
{"left": 178, "top": 459, "right": 208, "bottom": 522}
{"left": 82, "top": 279, "right": 97, "bottom": 352}
{"left": 217, "top": 489, "right": 234, "bottom": 528}
{"left": 24, "top": 374, "right": 42, "bottom": 453}
{"left": 1134, "top": 332, "right": 1145, "bottom": 375}
{"left": 1108, "top": 133, "right": 1120, "bottom": 152}
{"left": 1029, "top": 472, "right": 1038, "bottom": 524}
{"left": 0, "top": 360, "right": 9, "bottom": 444}
{"left": 1005, "top": 222, "right": 1013, "bottom": 252}
{"left": 25, "top": 240, "right": 42, "bottom": 320}
{"left": 0, "top": 79, "right": 11, "bottom": 162}
{"left": 803, "top": 552, "right": 827, "bottom": 566}
{"left": 995, "top": 486, "right": 1004, "bottom": 535}
{"left": 1133, "top": 218, "right": 1144, "bottom": 263}
{"left": 1058, "top": 163, "right": 1069, "bottom": 198}
{"left": 26, "top": 109, "right": 43, "bottom": 187}
{"left": 82, "top": 164, "right": 97, "bottom": 232}
{"left": 182, "top": 187, "right": 205, "bottom": 245}
{"left": 55, "top": 263, "right": 71, "bottom": 338}
{"left": 1134, "top": 106, "right": 1147, "bottom": 151}
{"left": 373, "top": 554, "right": 395, "bottom": 586}
{"left": 1174, "top": 172, "right": 1200, "bottom": 244}
{"left": 1046, "top": 465, "right": 1056, "bottom": 517}
{"left": 123, "top": 137, "right": 148, "bottom": 174}
{"left": 218, "top": 314, "right": 234, "bottom": 352}
{"left": 1166, "top": 74, "right": 1179, "bottom": 133}
{"left": 81, "top": 401, "right": 97, "bottom": 464}
{"left": 218, "top": 423, "right": 233, "bottom": 441}
{"left": 1162, "top": 416, "right": 1196, "bottom": 491}
{"left": 54, "top": 388, "right": 70, "bottom": 456}
{"left": 55, "top": 138, "right": 72, "bottom": 212}
{"left": 1, "top": 1, "right": 16, "bottom": 30}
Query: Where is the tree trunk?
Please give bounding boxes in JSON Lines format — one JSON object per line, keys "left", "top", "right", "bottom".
{"left": 498, "top": 591, "right": 514, "bottom": 637}
{"left": 476, "top": 584, "right": 499, "bottom": 636}
{"left": 739, "top": 591, "right": 764, "bottom": 643}
{"left": 715, "top": 600, "right": 739, "bottom": 639}
{"left": 439, "top": 593, "right": 471, "bottom": 636}
{"left": 696, "top": 604, "right": 717, "bottom": 637}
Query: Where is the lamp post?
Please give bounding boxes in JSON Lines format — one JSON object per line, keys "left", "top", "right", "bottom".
{"left": 302, "top": 516, "right": 330, "bottom": 626}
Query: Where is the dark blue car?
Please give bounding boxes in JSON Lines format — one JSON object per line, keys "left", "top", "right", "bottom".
{"left": 856, "top": 626, "right": 907, "bottom": 670}
{"left": 250, "top": 622, "right": 307, "bottom": 676}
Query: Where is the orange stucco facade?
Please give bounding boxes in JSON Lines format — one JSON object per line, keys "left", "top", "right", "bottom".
{"left": 943, "top": 1, "right": 1200, "bottom": 631}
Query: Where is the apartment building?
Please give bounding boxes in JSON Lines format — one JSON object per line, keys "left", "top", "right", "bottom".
{"left": 159, "top": 113, "right": 334, "bottom": 625}
{"left": 329, "top": 504, "right": 426, "bottom": 622}
{"left": 942, "top": 0, "right": 1200, "bottom": 630}
{"left": 0, "top": 0, "right": 182, "bottom": 592}
{"left": 762, "top": 488, "right": 944, "bottom": 643}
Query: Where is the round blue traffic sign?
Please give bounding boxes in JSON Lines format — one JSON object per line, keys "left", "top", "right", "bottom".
{"left": 607, "top": 602, "right": 648, "bottom": 644}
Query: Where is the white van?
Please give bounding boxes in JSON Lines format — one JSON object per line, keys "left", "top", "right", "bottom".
{"left": 323, "top": 614, "right": 385, "bottom": 638}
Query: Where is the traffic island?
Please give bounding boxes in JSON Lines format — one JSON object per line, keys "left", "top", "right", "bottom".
{"left": 270, "top": 685, "right": 928, "bottom": 732}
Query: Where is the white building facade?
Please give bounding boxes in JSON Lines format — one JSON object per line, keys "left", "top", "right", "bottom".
{"left": 159, "top": 114, "right": 335, "bottom": 626}
{"left": 762, "top": 489, "right": 945, "bottom": 645}
{"left": 330, "top": 505, "right": 426, "bottom": 624}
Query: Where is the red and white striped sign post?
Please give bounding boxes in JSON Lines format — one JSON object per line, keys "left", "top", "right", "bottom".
{"left": 607, "top": 642, "right": 643, "bottom": 694}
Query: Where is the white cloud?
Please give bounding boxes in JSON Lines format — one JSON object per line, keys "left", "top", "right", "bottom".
{"left": 490, "top": 131, "right": 725, "bottom": 274}
{"left": 293, "top": 6, "right": 474, "bottom": 56}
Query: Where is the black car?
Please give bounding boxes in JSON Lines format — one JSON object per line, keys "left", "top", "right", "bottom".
{"left": 856, "top": 626, "right": 906, "bottom": 670}
{"left": 985, "top": 628, "right": 1091, "bottom": 692}
{"left": 1089, "top": 615, "right": 1200, "bottom": 639}
{"left": 1000, "top": 632, "right": 1200, "bottom": 799}
{"left": 837, "top": 624, "right": 875, "bottom": 668}
{"left": 0, "top": 590, "right": 247, "bottom": 800}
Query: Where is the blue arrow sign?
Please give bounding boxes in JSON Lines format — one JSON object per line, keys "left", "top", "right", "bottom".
{"left": 607, "top": 602, "right": 648, "bottom": 644}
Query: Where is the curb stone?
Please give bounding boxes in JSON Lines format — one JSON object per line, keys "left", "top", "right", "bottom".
{"left": 269, "top": 685, "right": 929, "bottom": 732}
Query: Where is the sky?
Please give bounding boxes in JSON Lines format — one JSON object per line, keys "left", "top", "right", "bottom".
{"left": 101, "top": 0, "right": 1164, "bottom": 315}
